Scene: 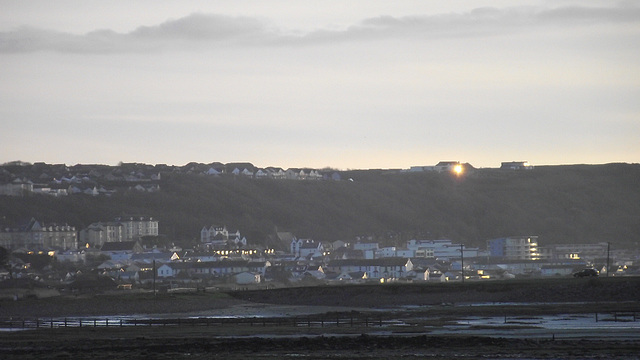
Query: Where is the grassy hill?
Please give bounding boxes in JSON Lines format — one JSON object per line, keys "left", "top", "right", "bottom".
{"left": 1, "top": 163, "right": 639, "bottom": 249}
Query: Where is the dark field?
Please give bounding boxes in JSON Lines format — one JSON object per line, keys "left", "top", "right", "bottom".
{"left": 1, "top": 277, "right": 639, "bottom": 359}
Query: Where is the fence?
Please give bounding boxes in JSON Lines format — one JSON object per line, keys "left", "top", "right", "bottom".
{"left": 503, "top": 312, "right": 639, "bottom": 324}
{"left": 0, "top": 314, "right": 386, "bottom": 331}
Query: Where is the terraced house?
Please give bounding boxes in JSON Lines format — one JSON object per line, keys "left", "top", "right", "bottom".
{"left": 325, "top": 258, "right": 413, "bottom": 281}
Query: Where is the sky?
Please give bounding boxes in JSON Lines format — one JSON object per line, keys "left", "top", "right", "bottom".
{"left": 1, "top": 1, "right": 639, "bottom": 170}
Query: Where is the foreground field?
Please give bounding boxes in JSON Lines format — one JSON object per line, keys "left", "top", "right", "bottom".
{"left": 1, "top": 277, "right": 639, "bottom": 359}
{"left": 2, "top": 328, "right": 640, "bottom": 360}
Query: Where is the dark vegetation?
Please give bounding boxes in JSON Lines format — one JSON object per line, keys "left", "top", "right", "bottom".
{"left": 1, "top": 163, "right": 639, "bottom": 249}
{"left": 229, "top": 276, "right": 640, "bottom": 308}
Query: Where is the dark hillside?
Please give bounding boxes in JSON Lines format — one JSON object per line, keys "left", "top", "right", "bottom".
{"left": 0, "top": 163, "right": 638, "bottom": 249}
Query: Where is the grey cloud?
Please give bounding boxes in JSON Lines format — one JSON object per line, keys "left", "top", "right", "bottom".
{"left": 130, "top": 13, "right": 270, "bottom": 41}
{"left": 1, "top": 5, "right": 638, "bottom": 53}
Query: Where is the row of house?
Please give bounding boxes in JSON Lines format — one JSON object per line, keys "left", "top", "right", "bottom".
{"left": 407, "top": 161, "right": 533, "bottom": 173}
{"left": 205, "top": 166, "right": 339, "bottom": 181}
{"left": 80, "top": 216, "right": 159, "bottom": 248}
{"left": 0, "top": 216, "right": 160, "bottom": 251}
{"left": 0, "top": 218, "right": 77, "bottom": 251}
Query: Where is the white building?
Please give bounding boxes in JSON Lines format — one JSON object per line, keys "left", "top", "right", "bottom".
{"left": 487, "top": 236, "right": 540, "bottom": 260}
{"left": 407, "top": 239, "right": 474, "bottom": 261}
{"left": 115, "top": 216, "right": 159, "bottom": 241}
{"left": 80, "top": 222, "right": 123, "bottom": 248}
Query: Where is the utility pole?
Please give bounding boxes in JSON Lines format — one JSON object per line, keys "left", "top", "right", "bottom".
{"left": 153, "top": 259, "right": 156, "bottom": 295}
{"left": 460, "top": 244, "right": 464, "bottom": 283}
{"left": 606, "top": 242, "right": 610, "bottom": 277}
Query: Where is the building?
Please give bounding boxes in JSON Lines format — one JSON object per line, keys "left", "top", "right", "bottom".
{"left": 435, "top": 161, "right": 461, "bottom": 173}
{"left": 200, "top": 224, "right": 246, "bottom": 249}
{"left": 100, "top": 241, "right": 144, "bottom": 261}
{"left": 407, "top": 239, "right": 477, "bottom": 261}
{"left": 500, "top": 161, "right": 533, "bottom": 170}
{"left": 487, "top": 236, "right": 540, "bottom": 260}
{"left": 201, "top": 225, "right": 240, "bottom": 243}
{"left": 115, "top": 216, "right": 159, "bottom": 241}
{"left": 79, "top": 222, "right": 124, "bottom": 248}
{"left": 80, "top": 216, "right": 158, "bottom": 248}
{"left": 291, "top": 238, "right": 324, "bottom": 259}
{"left": 325, "top": 258, "right": 414, "bottom": 280}
{"left": 0, "top": 218, "right": 77, "bottom": 251}
{"left": 0, "top": 179, "right": 33, "bottom": 196}
{"left": 551, "top": 243, "right": 609, "bottom": 261}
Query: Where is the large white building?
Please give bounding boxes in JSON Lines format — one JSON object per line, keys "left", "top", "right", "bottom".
{"left": 116, "top": 216, "right": 158, "bottom": 241}
{"left": 80, "top": 222, "right": 123, "bottom": 248}
{"left": 407, "top": 239, "right": 478, "bottom": 260}
{"left": 80, "top": 216, "right": 158, "bottom": 248}
{"left": 0, "top": 218, "right": 77, "bottom": 251}
{"left": 487, "top": 236, "right": 540, "bottom": 260}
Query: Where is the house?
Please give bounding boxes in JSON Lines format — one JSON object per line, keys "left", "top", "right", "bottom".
{"left": 291, "top": 238, "right": 324, "bottom": 259}
{"left": 325, "top": 258, "right": 413, "bottom": 280}
{"left": 156, "top": 260, "right": 270, "bottom": 280}
{"left": 157, "top": 263, "right": 188, "bottom": 278}
{"left": 235, "top": 272, "right": 261, "bottom": 285}
{"left": 435, "top": 161, "right": 461, "bottom": 173}
{"left": 266, "top": 167, "right": 286, "bottom": 180}
{"left": 129, "top": 251, "right": 176, "bottom": 264}
{"left": 0, "top": 178, "right": 33, "bottom": 196}
{"left": 201, "top": 225, "right": 241, "bottom": 244}
{"left": 501, "top": 161, "right": 533, "bottom": 170}
{"left": 206, "top": 167, "right": 223, "bottom": 176}
{"left": 285, "top": 168, "right": 302, "bottom": 180}
{"left": 303, "top": 265, "right": 326, "bottom": 280}
{"left": 100, "top": 241, "right": 144, "bottom": 261}
{"left": 255, "top": 169, "right": 269, "bottom": 179}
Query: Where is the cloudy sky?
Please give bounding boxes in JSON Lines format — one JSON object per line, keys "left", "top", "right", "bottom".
{"left": 1, "top": 1, "right": 638, "bottom": 169}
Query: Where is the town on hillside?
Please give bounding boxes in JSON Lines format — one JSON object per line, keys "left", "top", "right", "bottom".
{"left": 1, "top": 215, "right": 638, "bottom": 295}
{"left": 0, "top": 160, "right": 528, "bottom": 197}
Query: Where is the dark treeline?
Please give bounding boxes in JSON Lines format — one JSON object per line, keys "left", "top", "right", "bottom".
{"left": 1, "top": 163, "right": 638, "bottom": 249}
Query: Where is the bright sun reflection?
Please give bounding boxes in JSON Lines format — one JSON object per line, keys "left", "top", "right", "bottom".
{"left": 454, "top": 164, "right": 463, "bottom": 175}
